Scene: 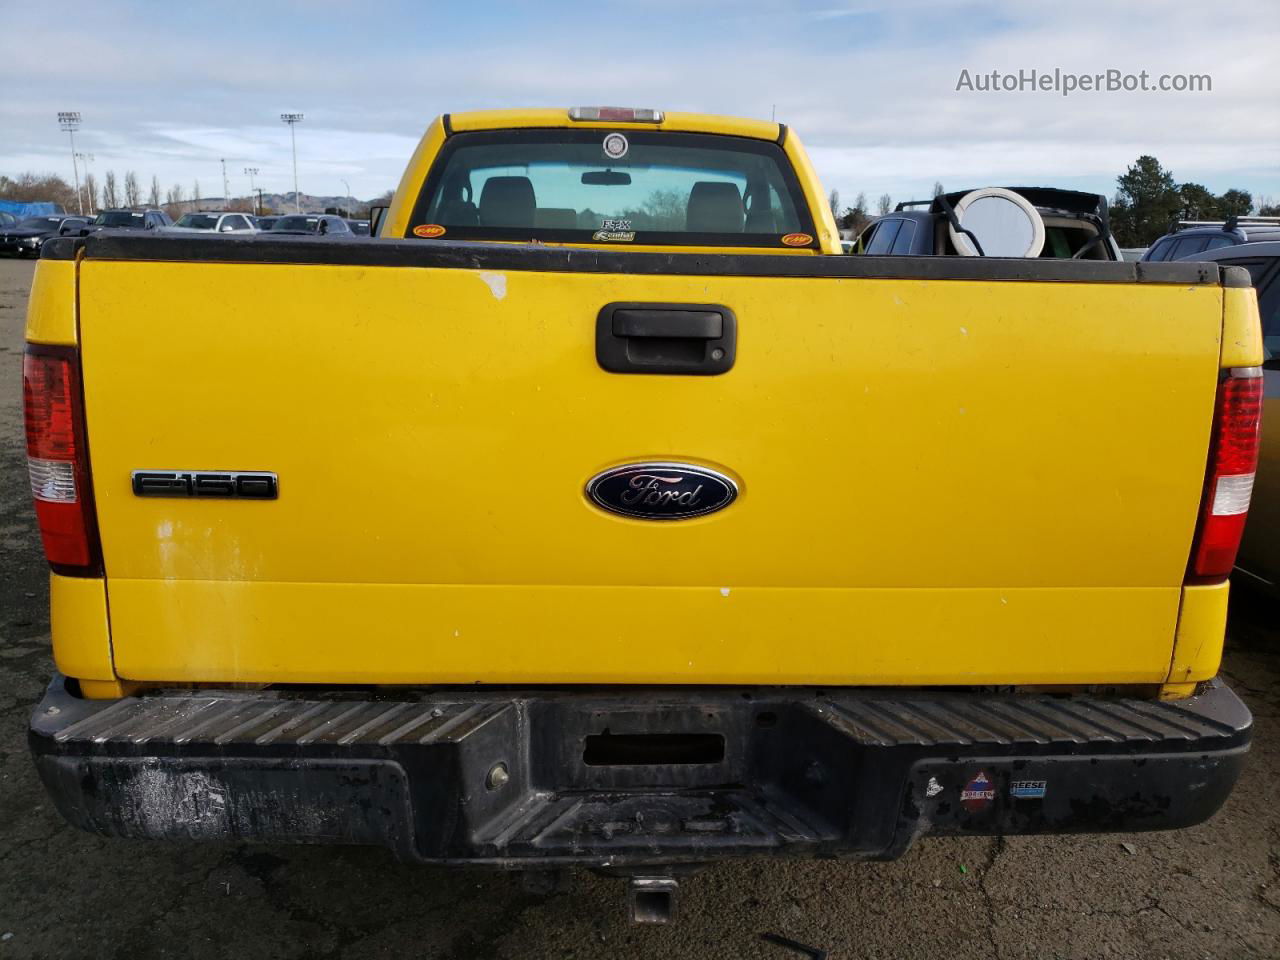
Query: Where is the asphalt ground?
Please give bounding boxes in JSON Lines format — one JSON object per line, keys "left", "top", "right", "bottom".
{"left": 0, "top": 256, "right": 1277, "bottom": 959}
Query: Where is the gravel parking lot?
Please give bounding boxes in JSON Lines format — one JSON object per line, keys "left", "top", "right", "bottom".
{"left": 1, "top": 255, "right": 1278, "bottom": 959}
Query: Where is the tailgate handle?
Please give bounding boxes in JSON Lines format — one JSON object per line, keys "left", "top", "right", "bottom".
{"left": 596, "top": 302, "right": 737, "bottom": 375}
{"left": 612, "top": 310, "right": 722, "bottom": 339}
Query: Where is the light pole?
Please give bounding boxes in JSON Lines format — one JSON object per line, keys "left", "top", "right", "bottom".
{"left": 280, "top": 113, "right": 304, "bottom": 213}
{"left": 76, "top": 152, "right": 96, "bottom": 214}
{"left": 220, "top": 158, "right": 231, "bottom": 211}
{"left": 244, "top": 168, "right": 260, "bottom": 214}
{"left": 57, "top": 112, "right": 83, "bottom": 215}
{"left": 341, "top": 178, "right": 351, "bottom": 217}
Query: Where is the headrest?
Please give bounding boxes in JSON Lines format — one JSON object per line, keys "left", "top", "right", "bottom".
{"left": 479, "top": 176, "right": 536, "bottom": 228}
{"left": 687, "top": 181, "right": 744, "bottom": 233}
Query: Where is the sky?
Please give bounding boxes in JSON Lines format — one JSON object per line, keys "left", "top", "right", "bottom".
{"left": 1, "top": 0, "right": 1277, "bottom": 209}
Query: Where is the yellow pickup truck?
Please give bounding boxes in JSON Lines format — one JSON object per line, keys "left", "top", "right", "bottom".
{"left": 23, "top": 107, "right": 1264, "bottom": 918}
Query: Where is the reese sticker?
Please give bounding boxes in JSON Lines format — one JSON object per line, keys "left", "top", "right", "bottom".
{"left": 602, "top": 132, "right": 629, "bottom": 159}
{"left": 413, "top": 224, "right": 446, "bottom": 238}
{"left": 781, "top": 232, "right": 813, "bottom": 246}
{"left": 960, "top": 770, "right": 996, "bottom": 812}
{"left": 1010, "top": 780, "right": 1047, "bottom": 800}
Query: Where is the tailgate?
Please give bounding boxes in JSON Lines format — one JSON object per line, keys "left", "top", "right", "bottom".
{"left": 78, "top": 248, "right": 1224, "bottom": 685}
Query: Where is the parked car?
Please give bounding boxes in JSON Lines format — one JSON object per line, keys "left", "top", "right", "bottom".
{"left": 1176, "top": 240, "right": 1280, "bottom": 595}
{"left": 21, "top": 107, "right": 1261, "bottom": 920}
{"left": 165, "top": 211, "right": 258, "bottom": 234}
{"left": 346, "top": 218, "right": 371, "bottom": 236}
{"left": 0, "top": 215, "right": 90, "bottom": 257}
{"left": 71, "top": 208, "right": 173, "bottom": 236}
{"left": 856, "top": 187, "right": 1121, "bottom": 260}
{"left": 268, "top": 214, "right": 352, "bottom": 236}
{"left": 1143, "top": 216, "right": 1280, "bottom": 262}
{"left": 254, "top": 216, "right": 281, "bottom": 231}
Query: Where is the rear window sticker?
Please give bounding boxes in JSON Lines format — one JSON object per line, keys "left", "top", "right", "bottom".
{"left": 602, "top": 132, "right": 629, "bottom": 159}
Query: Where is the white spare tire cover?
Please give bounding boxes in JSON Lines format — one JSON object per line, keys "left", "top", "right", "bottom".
{"left": 948, "top": 187, "right": 1045, "bottom": 257}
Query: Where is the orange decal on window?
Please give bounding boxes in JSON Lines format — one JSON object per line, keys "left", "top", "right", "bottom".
{"left": 781, "top": 232, "right": 813, "bottom": 247}
{"left": 413, "top": 224, "right": 447, "bottom": 238}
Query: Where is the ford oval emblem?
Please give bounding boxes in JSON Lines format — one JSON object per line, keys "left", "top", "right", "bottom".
{"left": 586, "top": 462, "right": 738, "bottom": 520}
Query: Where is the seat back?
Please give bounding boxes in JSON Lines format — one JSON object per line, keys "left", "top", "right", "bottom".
{"left": 686, "top": 182, "right": 744, "bottom": 233}
{"left": 479, "top": 176, "right": 536, "bottom": 228}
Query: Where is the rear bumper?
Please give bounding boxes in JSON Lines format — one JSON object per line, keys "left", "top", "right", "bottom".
{"left": 30, "top": 675, "right": 1251, "bottom": 866}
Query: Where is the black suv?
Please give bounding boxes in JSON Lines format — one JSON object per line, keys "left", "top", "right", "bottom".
{"left": 1142, "top": 216, "right": 1280, "bottom": 262}
{"left": 855, "top": 187, "right": 1120, "bottom": 260}
{"left": 268, "top": 214, "right": 352, "bottom": 236}
{"left": 0, "top": 215, "right": 91, "bottom": 257}
{"left": 72, "top": 209, "right": 174, "bottom": 237}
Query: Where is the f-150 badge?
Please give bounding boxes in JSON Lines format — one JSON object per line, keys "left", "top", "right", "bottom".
{"left": 586, "top": 462, "right": 737, "bottom": 520}
{"left": 132, "top": 471, "right": 278, "bottom": 499}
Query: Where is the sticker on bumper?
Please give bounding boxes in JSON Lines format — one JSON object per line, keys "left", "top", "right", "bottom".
{"left": 960, "top": 770, "right": 995, "bottom": 811}
{"left": 1010, "top": 780, "right": 1047, "bottom": 800}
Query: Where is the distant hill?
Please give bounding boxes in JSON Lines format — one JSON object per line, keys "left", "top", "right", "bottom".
{"left": 256, "top": 192, "right": 373, "bottom": 216}
{"left": 175, "top": 191, "right": 384, "bottom": 217}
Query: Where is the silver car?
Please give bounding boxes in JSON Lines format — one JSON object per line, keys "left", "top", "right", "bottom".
{"left": 164, "top": 212, "right": 258, "bottom": 234}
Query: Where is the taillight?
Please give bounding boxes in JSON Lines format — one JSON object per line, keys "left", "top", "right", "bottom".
{"left": 23, "top": 345, "right": 101, "bottom": 574}
{"left": 1188, "top": 367, "right": 1263, "bottom": 582}
{"left": 568, "top": 106, "right": 664, "bottom": 123}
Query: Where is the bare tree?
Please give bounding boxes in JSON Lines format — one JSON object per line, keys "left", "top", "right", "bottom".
{"left": 124, "top": 171, "right": 141, "bottom": 208}
{"left": 877, "top": 193, "right": 892, "bottom": 216}
{"left": 164, "top": 183, "right": 186, "bottom": 219}
{"left": 192, "top": 180, "right": 201, "bottom": 208}
{"left": 827, "top": 188, "right": 840, "bottom": 223}
{"left": 82, "top": 173, "right": 98, "bottom": 213}
{"left": 103, "top": 171, "right": 119, "bottom": 209}
{"left": 149, "top": 175, "right": 162, "bottom": 208}
{"left": 932, "top": 181, "right": 945, "bottom": 198}
{"left": 0, "top": 172, "right": 79, "bottom": 211}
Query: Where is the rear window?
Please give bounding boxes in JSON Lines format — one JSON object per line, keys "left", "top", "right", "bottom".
{"left": 1172, "top": 236, "right": 1210, "bottom": 258}
{"left": 864, "top": 219, "right": 902, "bottom": 254}
{"left": 94, "top": 211, "right": 144, "bottom": 227}
{"left": 889, "top": 220, "right": 917, "bottom": 254}
{"left": 176, "top": 214, "right": 219, "bottom": 229}
{"left": 273, "top": 217, "right": 319, "bottom": 231}
{"left": 408, "top": 129, "right": 814, "bottom": 248}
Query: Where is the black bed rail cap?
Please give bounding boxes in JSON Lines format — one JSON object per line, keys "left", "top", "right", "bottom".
{"left": 71, "top": 231, "right": 1220, "bottom": 285}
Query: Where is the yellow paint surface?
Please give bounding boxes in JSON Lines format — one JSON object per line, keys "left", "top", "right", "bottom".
{"left": 70, "top": 259, "right": 1227, "bottom": 685}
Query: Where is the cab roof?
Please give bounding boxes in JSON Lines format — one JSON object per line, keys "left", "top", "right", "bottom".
{"left": 445, "top": 108, "right": 783, "bottom": 142}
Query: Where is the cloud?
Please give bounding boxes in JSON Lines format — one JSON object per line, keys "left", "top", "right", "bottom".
{"left": 0, "top": 0, "right": 1275, "bottom": 204}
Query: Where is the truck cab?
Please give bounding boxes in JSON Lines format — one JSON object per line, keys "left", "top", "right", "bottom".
{"left": 381, "top": 107, "right": 841, "bottom": 254}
